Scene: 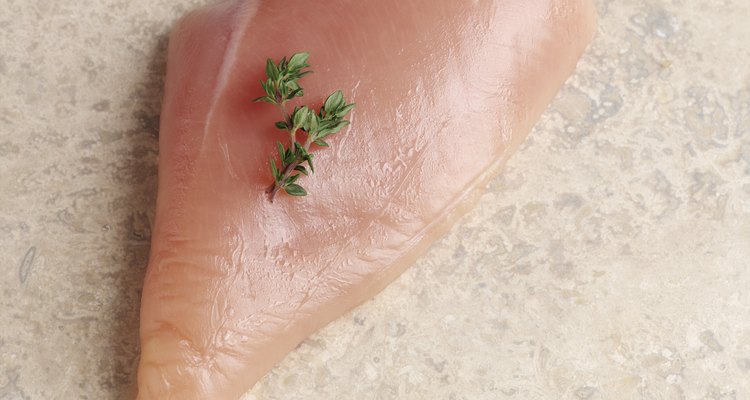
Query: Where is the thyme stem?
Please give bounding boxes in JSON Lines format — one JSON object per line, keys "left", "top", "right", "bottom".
{"left": 253, "top": 52, "right": 354, "bottom": 201}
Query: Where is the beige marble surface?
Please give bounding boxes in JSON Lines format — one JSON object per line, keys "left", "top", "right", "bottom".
{"left": 1, "top": 0, "right": 749, "bottom": 399}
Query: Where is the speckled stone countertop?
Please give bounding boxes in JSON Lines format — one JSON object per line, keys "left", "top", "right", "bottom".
{"left": 1, "top": 1, "right": 749, "bottom": 399}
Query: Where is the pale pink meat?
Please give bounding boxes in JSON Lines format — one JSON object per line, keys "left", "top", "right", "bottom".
{"left": 136, "top": 1, "right": 596, "bottom": 398}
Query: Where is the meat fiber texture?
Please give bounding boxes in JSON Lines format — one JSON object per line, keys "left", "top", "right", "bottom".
{"left": 136, "top": 0, "right": 596, "bottom": 398}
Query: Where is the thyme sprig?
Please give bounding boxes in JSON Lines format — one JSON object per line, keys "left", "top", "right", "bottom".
{"left": 254, "top": 52, "right": 354, "bottom": 201}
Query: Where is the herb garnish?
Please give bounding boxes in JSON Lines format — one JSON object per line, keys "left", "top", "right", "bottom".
{"left": 254, "top": 52, "right": 355, "bottom": 201}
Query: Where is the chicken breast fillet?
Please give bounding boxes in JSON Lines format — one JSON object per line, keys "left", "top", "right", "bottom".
{"left": 136, "top": 0, "right": 596, "bottom": 398}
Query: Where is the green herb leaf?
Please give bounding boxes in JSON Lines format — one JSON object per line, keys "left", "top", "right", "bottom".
{"left": 253, "top": 96, "right": 276, "bottom": 104}
{"left": 266, "top": 58, "right": 279, "bottom": 82}
{"left": 287, "top": 88, "right": 303, "bottom": 100}
{"left": 286, "top": 80, "right": 300, "bottom": 92}
{"left": 324, "top": 90, "right": 345, "bottom": 114}
{"left": 286, "top": 174, "right": 301, "bottom": 185}
{"left": 298, "top": 146, "right": 310, "bottom": 159}
{"left": 264, "top": 79, "right": 276, "bottom": 99}
{"left": 329, "top": 120, "right": 350, "bottom": 134}
{"left": 284, "top": 148, "right": 295, "bottom": 165}
{"left": 288, "top": 52, "right": 310, "bottom": 71}
{"left": 336, "top": 103, "right": 356, "bottom": 118}
{"left": 279, "top": 83, "right": 289, "bottom": 100}
{"left": 306, "top": 153, "right": 315, "bottom": 174}
{"left": 306, "top": 113, "right": 319, "bottom": 133}
{"left": 293, "top": 106, "right": 309, "bottom": 129}
{"left": 275, "top": 121, "right": 288, "bottom": 130}
{"left": 294, "top": 165, "right": 309, "bottom": 175}
{"left": 284, "top": 183, "right": 307, "bottom": 197}
{"left": 270, "top": 159, "right": 280, "bottom": 181}
{"left": 314, "top": 139, "right": 329, "bottom": 147}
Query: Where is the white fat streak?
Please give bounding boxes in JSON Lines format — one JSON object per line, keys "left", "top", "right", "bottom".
{"left": 200, "top": 0, "right": 260, "bottom": 179}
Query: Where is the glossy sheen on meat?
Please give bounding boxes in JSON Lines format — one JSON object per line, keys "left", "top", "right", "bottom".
{"left": 136, "top": 0, "right": 595, "bottom": 398}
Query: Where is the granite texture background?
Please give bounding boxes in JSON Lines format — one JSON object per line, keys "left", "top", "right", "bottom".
{"left": 1, "top": 0, "right": 749, "bottom": 399}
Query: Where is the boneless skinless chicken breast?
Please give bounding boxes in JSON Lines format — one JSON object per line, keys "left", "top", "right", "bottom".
{"left": 136, "top": 0, "right": 596, "bottom": 398}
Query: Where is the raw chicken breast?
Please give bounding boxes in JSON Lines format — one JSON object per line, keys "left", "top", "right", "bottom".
{"left": 136, "top": 0, "right": 595, "bottom": 398}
